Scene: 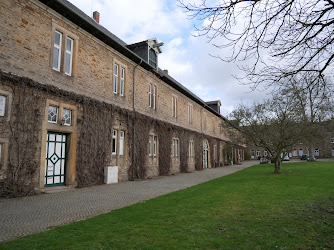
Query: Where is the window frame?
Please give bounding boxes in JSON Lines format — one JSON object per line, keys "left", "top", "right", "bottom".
{"left": 53, "top": 30, "right": 62, "bottom": 72}
{"left": 112, "top": 130, "right": 117, "bottom": 155}
{"left": 114, "top": 64, "right": 119, "bottom": 94}
{"left": 120, "top": 67, "right": 125, "bottom": 96}
{"left": 65, "top": 36, "right": 73, "bottom": 76}
{"left": 119, "top": 130, "right": 125, "bottom": 156}
{"left": 48, "top": 105, "right": 59, "bottom": 124}
{"left": 62, "top": 108, "right": 72, "bottom": 126}
{"left": 172, "top": 95, "right": 177, "bottom": 118}
{"left": 0, "top": 95, "right": 6, "bottom": 117}
{"left": 149, "top": 135, "right": 153, "bottom": 156}
{"left": 188, "top": 103, "right": 193, "bottom": 125}
{"left": 149, "top": 48, "right": 157, "bottom": 69}
{"left": 172, "top": 138, "right": 179, "bottom": 158}
{"left": 153, "top": 136, "right": 157, "bottom": 157}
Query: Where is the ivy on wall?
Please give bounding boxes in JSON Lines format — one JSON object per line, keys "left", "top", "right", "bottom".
{"left": 0, "top": 71, "right": 237, "bottom": 197}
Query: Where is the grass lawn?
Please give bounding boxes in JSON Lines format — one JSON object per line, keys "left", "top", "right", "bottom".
{"left": 1, "top": 161, "right": 334, "bottom": 249}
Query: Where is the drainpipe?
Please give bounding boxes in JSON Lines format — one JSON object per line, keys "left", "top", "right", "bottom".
{"left": 131, "top": 59, "right": 142, "bottom": 180}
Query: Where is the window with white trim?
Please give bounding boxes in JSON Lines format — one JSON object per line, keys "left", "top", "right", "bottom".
{"left": 65, "top": 37, "right": 73, "bottom": 75}
{"left": 0, "top": 95, "right": 6, "bottom": 117}
{"left": 189, "top": 140, "right": 194, "bottom": 158}
{"left": 331, "top": 136, "right": 334, "bottom": 143}
{"left": 53, "top": 30, "right": 62, "bottom": 71}
{"left": 149, "top": 134, "right": 157, "bottom": 157}
{"left": 153, "top": 136, "right": 157, "bottom": 156}
{"left": 149, "top": 84, "right": 156, "bottom": 110}
{"left": 264, "top": 150, "right": 268, "bottom": 157}
{"left": 172, "top": 95, "right": 177, "bottom": 118}
{"left": 188, "top": 104, "right": 193, "bottom": 125}
{"left": 120, "top": 67, "right": 125, "bottom": 96}
{"left": 256, "top": 150, "right": 260, "bottom": 157}
{"left": 172, "top": 138, "right": 179, "bottom": 157}
{"left": 48, "top": 106, "right": 58, "bottom": 123}
{"left": 293, "top": 149, "right": 297, "bottom": 156}
{"left": 114, "top": 64, "right": 118, "bottom": 94}
{"left": 52, "top": 29, "right": 75, "bottom": 76}
{"left": 62, "top": 108, "right": 71, "bottom": 126}
{"left": 119, "top": 131, "right": 124, "bottom": 156}
{"left": 112, "top": 130, "right": 117, "bottom": 155}
{"left": 332, "top": 148, "right": 334, "bottom": 156}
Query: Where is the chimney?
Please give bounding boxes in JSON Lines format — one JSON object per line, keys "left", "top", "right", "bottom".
{"left": 163, "top": 69, "right": 168, "bottom": 75}
{"left": 93, "top": 11, "right": 100, "bottom": 24}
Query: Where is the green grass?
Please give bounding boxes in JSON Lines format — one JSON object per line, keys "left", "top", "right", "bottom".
{"left": 1, "top": 162, "right": 334, "bottom": 249}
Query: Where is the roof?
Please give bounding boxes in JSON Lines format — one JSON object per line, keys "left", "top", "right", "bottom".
{"left": 38, "top": 0, "right": 225, "bottom": 120}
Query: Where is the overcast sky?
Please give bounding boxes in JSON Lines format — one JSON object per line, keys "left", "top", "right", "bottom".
{"left": 68, "top": 0, "right": 266, "bottom": 116}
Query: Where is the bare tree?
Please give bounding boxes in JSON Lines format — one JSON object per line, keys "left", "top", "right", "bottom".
{"left": 280, "top": 72, "right": 334, "bottom": 160}
{"left": 178, "top": 0, "right": 334, "bottom": 88}
{"left": 226, "top": 96, "right": 302, "bottom": 173}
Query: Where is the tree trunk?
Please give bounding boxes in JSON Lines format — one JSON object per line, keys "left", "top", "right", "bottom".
{"left": 274, "top": 158, "right": 281, "bottom": 174}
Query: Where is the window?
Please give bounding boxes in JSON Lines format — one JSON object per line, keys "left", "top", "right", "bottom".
{"left": 172, "top": 96, "right": 177, "bottom": 118}
{"left": 53, "top": 30, "right": 62, "bottom": 71}
{"left": 120, "top": 67, "right": 125, "bottom": 96}
{"left": 0, "top": 95, "right": 6, "bottom": 117}
{"left": 149, "top": 135, "right": 152, "bottom": 156}
{"left": 189, "top": 140, "right": 194, "bottom": 158}
{"left": 149, "top": 49, "right": 157, "bottom": 69}
{"left": 264, "top": 151, "right": 268, "bottom": 157}
{"left": 119, "top": 131, "right": 124, "bottom": 156}
{"left": 153, "top": 136, "right": 157, "bottom": 156}
{"left": 332, "top": 148, "right": 334, "bottom": 156}
{"left": 112, "top": 130, "right": 117, "bottom": 155}
{"left": 149, "top": 84, "right": 156, "bottom": 109}
{"left": 299, "top": 149, "right": 303, "bottom": 156}
{"left": 149, "top": 135, "right": 157, "bottom": 157}
{"left": 65, "top": 37, "right": 73, "bottom": 75}
{"left": 256, "top": 150, "right": 260, "bottom": 157}
{"left": 62, "top": 109, "right": 71, "bottom": 126}
{"left": 48, "top": 106, "right": 58, "bottom": 123}
{"left": 331, "top": 136, "right": 334, "bottom": 143}
{"left": 314, "top": 148, "right": 319, "bottom": 157}
{"left": 172, "top": 138, "right": 179, "bottom": 157}
{"left": 251, "top": 150, "right": 255, "bottom": 159}
{"left": 188, "top": 104, "right": 193, "bottom": 125}
{"left": 52, "top": 29, "right": 75, "bottom": 76}
{"left": 114, "top": 64, "right": 118, "bottom": 94}
{"left": 293, "top": 149, "right": 297, "bottom": 156}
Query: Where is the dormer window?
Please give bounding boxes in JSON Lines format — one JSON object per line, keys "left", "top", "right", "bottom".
{"left": 149, "top": 49, "right": 157, "bottom": 68}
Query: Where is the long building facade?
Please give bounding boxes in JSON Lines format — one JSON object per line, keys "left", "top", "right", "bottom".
{"left": 0, "top": 0, "right": 245, "bottom": 196}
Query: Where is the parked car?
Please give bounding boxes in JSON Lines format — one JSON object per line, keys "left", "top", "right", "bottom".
{"left": 260, "top": 158, "right": 268, "bottom": 164}
{"left": 283, "top": 155, "right": 290, "bottom": 161}
{"left": 300, "top": 154, "right": 309, "bottom": 160}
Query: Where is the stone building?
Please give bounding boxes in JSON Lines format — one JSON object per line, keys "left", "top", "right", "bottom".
{"left": 0, "top": 0, "right": 245, "bottom": 196}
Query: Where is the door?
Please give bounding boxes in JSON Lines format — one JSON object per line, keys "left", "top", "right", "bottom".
{"left": 203, "top": 140, "right": 209, "bottom": 169}
{"left": 45, "top": 132, "right": 67, "bottom": 186}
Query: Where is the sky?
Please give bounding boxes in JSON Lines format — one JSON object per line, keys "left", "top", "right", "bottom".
{"left": 67, "top": 0, "right": 265, "bottom": 116}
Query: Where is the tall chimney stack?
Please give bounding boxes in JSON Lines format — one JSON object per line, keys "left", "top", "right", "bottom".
{"left": 93, "top": 11, "right": 100, "bottom": 24}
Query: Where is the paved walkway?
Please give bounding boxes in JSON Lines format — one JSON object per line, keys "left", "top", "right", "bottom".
{"left": 0, "top": 161, "right": 257, "bottom": 242}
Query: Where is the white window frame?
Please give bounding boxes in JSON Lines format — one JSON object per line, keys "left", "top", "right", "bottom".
{"left": 114, "top": 64, "right": 118, "bottom": 94}
{"left": 48, "top": 105, "right": 58, "bottom": 124}
{"left": 293, "top": 149, "right": 297, "bottom": 156}
{"left": 120, "top": 67, "right": 125, "bottom": 96}
{"left": 264, "top": 150, "right": 268, "bottom": 157}
{"left": 0, "top": 95, "right": 6, "bottom": 117}
{"left": 256, "top": 150, "right": 260, "bottom": 157}
{"left": 149, "top": 84, "right": 152, "bottom": 108}
{"left": 153, "top": 85, "right": 156, "bottom": 109}
{"left": 172, "top": 96, "right": 177, "bottom": 118}
{"left": 189, "top": 140, "right": 194, "bottom": 158}
{"left": 149, "top": 135, "right": 152, "bottom": 156}
{"left": 62, "top": 108, "right": 72, "bottom": 126}
{"left": 65, "top": 37, "right": 73, "bottom": 76}
{"left": 53, "top": 30, "right": 62, "bottom": 72}
{"left": 112, "top": 130, "right": 117, "bottom": 155}
{"left": 331, "top": 136, "right": 334, "bottom": 143}
{"left": 332, "top": 148, "right": 334, "bottom": 156}
{"left": 153, "top": 136, "right": 157, "bottom": 157}
{"left": 172, "top": 138, "right": 179, "bottom": 157}
{"left": 188, "top": 104, "right": 193, "bottom": 125}
{"left": 119, "top": 131, "right": 124, "bottom": 156}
